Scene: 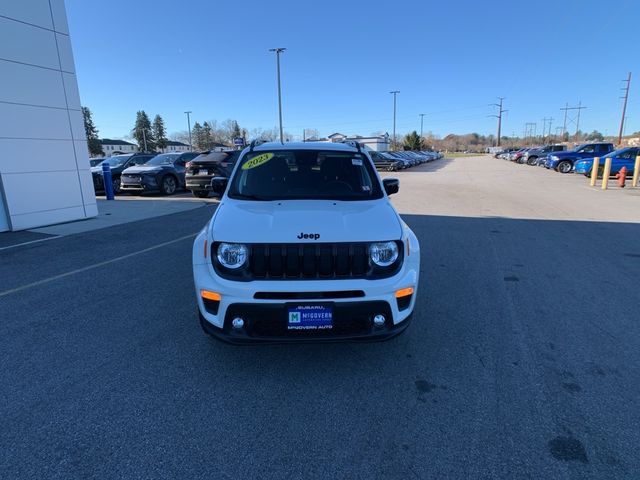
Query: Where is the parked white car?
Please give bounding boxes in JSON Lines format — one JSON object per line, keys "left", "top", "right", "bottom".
{"left": 192, "top": 141, "right": 420, "bottom": 343}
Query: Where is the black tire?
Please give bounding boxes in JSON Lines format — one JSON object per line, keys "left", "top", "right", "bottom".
{"left": 517, "top": 156, "right": 526, "bottom": 164}
{"left": 598, "top": 165, "right": 605, "bottom": 178}
{"left": 112, "top": 177, "right": 121, "bottom": 194}
{"left": 557, "top": 160, "right": 573, "bottom": 174}
{"left": 527, "top": 156, "right": 538, "bottom": 166}
{"left": 192, "top": 191, "right": 209, "bottom": 198}
{"left": 161, "top": 175, "right": 177, "bottom": 195}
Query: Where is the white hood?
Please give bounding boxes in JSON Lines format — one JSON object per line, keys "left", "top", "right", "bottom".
{"left": 211, "top": 199, "right": 402, "bottom": 243}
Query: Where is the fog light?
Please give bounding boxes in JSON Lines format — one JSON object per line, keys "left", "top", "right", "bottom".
{"left": 373, "top": 314, "right": 386, "bottom": 327}
{"left": 231, "top": 317, "right": 245, "bottom": 330}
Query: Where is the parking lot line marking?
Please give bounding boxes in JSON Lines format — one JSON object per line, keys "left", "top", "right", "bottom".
{"left": 0, "top": 233, "right": 197, "bottom": 298}
{"left": 0, "top": 236, "right": 59, "bottom": 251}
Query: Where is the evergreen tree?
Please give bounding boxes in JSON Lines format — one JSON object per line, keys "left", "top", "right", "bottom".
{"left": 202, "top": 121, "right": 214, "bottom": 150}
{"left": 132, "top": 110, "right": 155, "bottom": 152}
{"left": 192, "top": 122, "right": 205, "bottom": 150}
{"left": 81, "top": 106, "right": 104, "bottom": 156}
{"left": 152, "top": 114, "right": 168, "bottom": 152}
{"left": 402, "top": 131, "right": 424, "bottom": 151}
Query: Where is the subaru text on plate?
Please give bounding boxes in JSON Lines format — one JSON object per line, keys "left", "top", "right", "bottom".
{"left": 192, "top": 141, "right": 420, "bottom": 344}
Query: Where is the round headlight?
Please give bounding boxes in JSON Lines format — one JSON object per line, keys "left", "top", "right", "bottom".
{"left": 217, "top": 243, "right": 248, "bottom": 269}
{"left": 370, "top": 241, "right": 399, "bottom": 267}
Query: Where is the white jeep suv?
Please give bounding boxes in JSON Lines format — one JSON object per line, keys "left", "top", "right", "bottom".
{"left": 192, "top": 141, "right": 420, "bottom": 343}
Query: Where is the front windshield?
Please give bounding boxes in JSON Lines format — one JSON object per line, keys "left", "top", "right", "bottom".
{"left": 146, "top": 154, "right": 179, "bottom": 166}
{"left": 103, "top": 155, "right": 131, "bottom": 167}
{"left": 228, "top": 150, "right": 383, "bottom": 201}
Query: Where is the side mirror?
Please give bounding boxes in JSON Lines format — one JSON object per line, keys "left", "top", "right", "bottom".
{"left": 210, "top": 176, "right": 228, "bottom": 197}
{"left": 383, "top": 178, "right": 399, "bottom": 195}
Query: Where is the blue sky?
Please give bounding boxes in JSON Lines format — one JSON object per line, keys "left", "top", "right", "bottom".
{"left": 66, "top": 0, "right": 639, "bottom": 140}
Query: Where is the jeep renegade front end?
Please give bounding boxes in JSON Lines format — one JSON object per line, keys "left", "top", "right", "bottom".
{"left": 192, "top": 141, "right": 420, "bottom": 343}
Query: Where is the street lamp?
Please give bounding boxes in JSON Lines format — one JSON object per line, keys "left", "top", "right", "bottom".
{"left": 184, "top": 111, "right": 192, "bottom": 150}
{"left": 269, "top": 48, "right": 286, "bottom": 143}
{"left": 390, "top": 91, "right": 400, "bottom": 151}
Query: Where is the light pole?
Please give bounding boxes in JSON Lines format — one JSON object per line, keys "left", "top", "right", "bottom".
{"left": 269, "top": 48, "right": 286, "bottom": 143}
{"left": 390, "top": 91, "right": 400, "bottom": 151}
{"left": 419, "top": 113, "right": 426, "bottom": 138}
{"left": 184, "top": 111, "right": 192, "bottom": 150}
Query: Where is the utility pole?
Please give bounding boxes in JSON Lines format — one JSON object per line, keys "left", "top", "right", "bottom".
{"left": 575, "top": 101, "right": 586, "bottom": 138}
{"left": 561, "top": 103, "right": 569, "bottom": 138}
{"left": 140, "top": 128, "right": 148, "bottom": 152}
{"left": 560, "top": 102, "right": 587, "bottom": 140}
{"left": 618, "top": 72, "right": 632, "bottom": 145}
{"left": 555, "top": 126, "right": 563, "bottom": 141}
{"left": 269, "top": 48, "right": 286, "bottom": 143}
{"left": 184, "top": 111, "right": 192, "bottom": 150}
{"left": 541, "top": 117, "right": 553, "bottom": 142}
{"left": 489, "top": 97, "right": 507, "bottom": 146}
{"left": 419, "top": 113, "right": 425, "bottom": 138}
{"left": 390, "top": 91, "right": 400, "bottom": 151}
{"left": 525, "top": 122, "right": 536, "bottom": 144}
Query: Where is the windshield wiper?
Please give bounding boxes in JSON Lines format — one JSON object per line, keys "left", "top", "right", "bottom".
{"left": 230, "top": 193, "right": 270, "bottom": 201}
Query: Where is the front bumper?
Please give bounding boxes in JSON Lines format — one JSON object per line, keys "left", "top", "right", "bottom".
{"left": 199, "top": 302, "right": 412, "bottom": 344}
{"left": 193, "top": 230, "right": 420, "bottom": 343}
{"left": 574, "top": 164, "right": 591, "bottom": 174}
{"left": 120, "top": 174, "right": 160, "bottom": 192}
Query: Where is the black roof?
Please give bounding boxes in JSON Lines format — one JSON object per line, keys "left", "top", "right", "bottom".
{"left": 100, "top": 138, "right": 135, "bottom": 146}
{"left": 165, "top": 140, "right": 189, "bottom": 147}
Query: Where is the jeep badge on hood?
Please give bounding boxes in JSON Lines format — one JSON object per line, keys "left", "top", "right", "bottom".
{"left": 297, "top": 232, "right": 320, "bottom": 240}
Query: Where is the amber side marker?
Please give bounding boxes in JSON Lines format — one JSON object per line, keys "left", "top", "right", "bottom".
{"left": 201, "top": 290, "right": 221, "bottom": 301}
{"left": 395, "top": 287, "right": 414, "bottom": 298}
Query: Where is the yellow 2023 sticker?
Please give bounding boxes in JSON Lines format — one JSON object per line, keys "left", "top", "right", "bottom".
{"left": 242, "top": 152, "right": 274, "bottom": 170}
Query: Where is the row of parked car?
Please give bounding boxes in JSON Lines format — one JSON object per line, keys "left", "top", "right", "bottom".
{"left": 89, "top": 144, "right": 441, "bottom": 198}
{"left": 368, "top": 150, "right": 443, "bottom": 171}
{"left": 89, "top": 150, "right": 241, "bottom": 197}
{"left": 494, "top": 142, "right": 639, "bottom": 177}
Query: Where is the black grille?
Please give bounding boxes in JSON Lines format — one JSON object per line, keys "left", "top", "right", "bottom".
{"left": 212, "top": 241, "right": 402, "bottom": 281}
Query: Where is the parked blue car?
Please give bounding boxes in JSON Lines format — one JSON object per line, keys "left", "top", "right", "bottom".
{"left": 545, "top": 142, "right": 614, "bottom": 173}
{"left": 574, "top": 147, "right": 640, "bottom": 177}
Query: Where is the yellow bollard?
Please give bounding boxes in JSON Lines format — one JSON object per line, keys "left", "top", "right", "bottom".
{"left": 601, "top": 157, "right": 612, "bottom": 190}
{"left": 633, "top": 155, "right": 640, "bottom": 188}
{"left": 590, "top": 157, "right": 600, "bottom": 187}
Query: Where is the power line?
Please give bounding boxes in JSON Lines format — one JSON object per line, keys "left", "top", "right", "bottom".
{"left": 618, "top": 72, "right": 632, "bottom": 145}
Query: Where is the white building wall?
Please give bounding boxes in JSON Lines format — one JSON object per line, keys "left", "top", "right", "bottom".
{"left": 0, "top": 0, "right": 97, "bottom": 231}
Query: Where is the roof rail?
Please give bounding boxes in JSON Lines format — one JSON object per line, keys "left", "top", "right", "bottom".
{"left": 340, "top": 139, "right": 362, "bottom": 153}
{"left": 249, "top": 139, "right": 265, "bottom": 152}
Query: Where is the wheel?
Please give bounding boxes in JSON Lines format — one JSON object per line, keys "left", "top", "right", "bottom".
{"left": 557, "top": 160, "right": 573, "bottom": 173}
{"left": 517, "top": 156, "right": 526, "bottom": 164}
{"left": 598, "top": 165, "right": 605, "bottom": 178}
{"left": 192, "top": 191, "right": 209, "bottom": 198}
{"left": 112, "top": 177, "right": 121, "bottom": 194}
{"left": 527, "top": 157, "right": 538, "bottom": 166}
{"left": 161, "top": 175, "right": 177, "bottom": 195}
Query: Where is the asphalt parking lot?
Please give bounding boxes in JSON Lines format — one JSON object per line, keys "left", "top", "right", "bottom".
{"left": 1, "top": 156, "right": 639, "bottom": 479}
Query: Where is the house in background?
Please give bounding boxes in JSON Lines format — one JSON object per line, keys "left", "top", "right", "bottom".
{"left": 99, "top": 138, "right": 137, "bottom": 156}
{"left": 164, "top": 140, "right": 190, "bottom": 153}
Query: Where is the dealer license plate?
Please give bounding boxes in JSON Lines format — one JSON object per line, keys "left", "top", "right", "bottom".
{"left": 287, "top": 305, "right": 333, "bottom": 331}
